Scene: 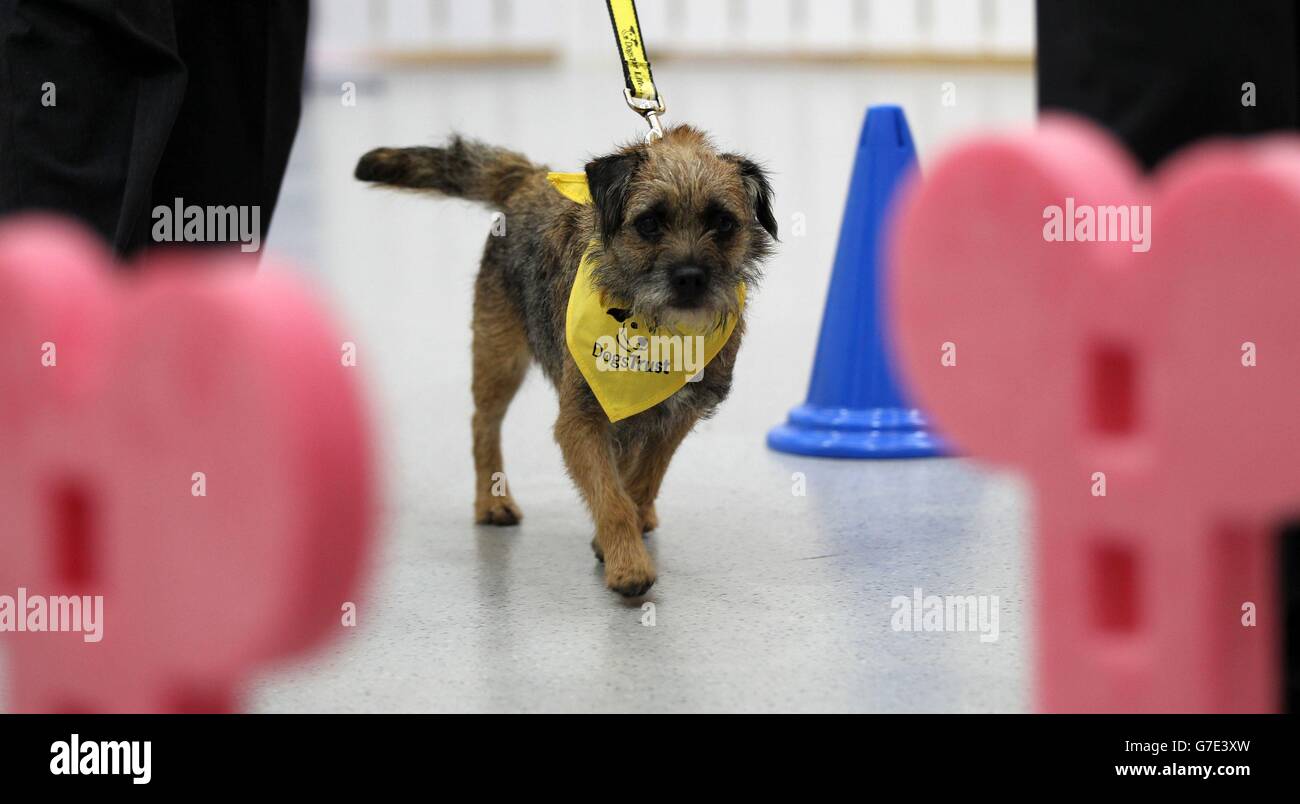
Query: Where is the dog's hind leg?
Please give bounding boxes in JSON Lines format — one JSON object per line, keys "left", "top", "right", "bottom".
{"left": 471, "top": 269, "right": 530, "bottom": 525}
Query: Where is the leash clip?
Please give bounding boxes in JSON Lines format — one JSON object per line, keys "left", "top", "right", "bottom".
{"left": 624, "top": 88, "right": 666, "bottom": 143}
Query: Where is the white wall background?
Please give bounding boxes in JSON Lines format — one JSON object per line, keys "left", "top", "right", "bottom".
{"left": 313, "top": 0, "right": 1035, "bottom": 67}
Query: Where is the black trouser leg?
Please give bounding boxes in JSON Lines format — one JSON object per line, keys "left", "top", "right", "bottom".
{"left": 148, "top": 0, "right": 309, "bottom": 254}
{"left": 0, "top": 0, "right": 308, "bottom": 257}
{"left": 1037, "top": 0, "right": 1300, "bottom": 170}
{"left": 0, "top": 0, "right": 185, "bottom": 252}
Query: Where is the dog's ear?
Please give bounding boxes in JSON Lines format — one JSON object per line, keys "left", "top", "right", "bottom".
{"left": 585, "top": 149, "right": 644, "bottom": 241}
{"left": 729, "top": 156, "right": 778, "bottom": 241}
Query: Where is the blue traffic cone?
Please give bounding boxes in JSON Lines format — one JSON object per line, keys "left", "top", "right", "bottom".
{"left": 767, "top": 105, "right": 946, "bottom": 459}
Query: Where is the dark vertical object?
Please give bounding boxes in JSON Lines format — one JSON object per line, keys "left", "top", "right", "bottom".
{"left": 0, "top": 0, "right": 309, "bottom": 257}
{"left": 1037, "top": 0, "right": 1300, "bottom": 171}
{"left": 148, "top": 0, "right": 309, "bottom": 254}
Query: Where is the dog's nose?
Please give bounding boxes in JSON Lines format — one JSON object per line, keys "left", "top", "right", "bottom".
{"left": 669, "top": 265, "right": 707, "bottom": 299}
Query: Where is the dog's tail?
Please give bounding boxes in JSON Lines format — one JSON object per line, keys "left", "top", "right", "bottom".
{"left": 354, "top": 135, "right": 541, "bottom": 207}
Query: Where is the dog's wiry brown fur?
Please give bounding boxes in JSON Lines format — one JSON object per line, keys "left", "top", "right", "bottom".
{"left": 356, "top": 127, "right": 776, "bottom": 596}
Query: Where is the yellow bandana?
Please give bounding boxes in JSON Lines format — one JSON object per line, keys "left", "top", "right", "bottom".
{"left": 548, "top": 172, "right": 745, "bottom": 422}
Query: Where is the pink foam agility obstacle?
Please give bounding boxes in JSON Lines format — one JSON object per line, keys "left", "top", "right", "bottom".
{"left": 0, "top": 217, "right": 375, "bottom": 713}
{"left": 890, "top": 117, "right": 1299, "bottom": 713}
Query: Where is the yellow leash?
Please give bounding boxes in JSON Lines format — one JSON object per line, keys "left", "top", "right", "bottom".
{"left": 605, "top": 0, "right": 665, "bottom": 142}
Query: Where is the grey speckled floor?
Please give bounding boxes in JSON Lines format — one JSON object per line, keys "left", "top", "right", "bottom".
{"left": 4, "top": 61, "right": 1039, "bottom": 713}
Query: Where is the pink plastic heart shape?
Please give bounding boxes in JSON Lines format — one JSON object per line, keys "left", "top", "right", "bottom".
{"left": 0, "top": 216, "right": 375, "bottom": 713}
{"left": 890, "top": 117, "right": 1297, "bottom": 712}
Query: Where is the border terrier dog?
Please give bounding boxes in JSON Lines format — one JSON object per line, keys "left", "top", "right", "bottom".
{"left": 355, "top": 126, "right": 776, "bottom": 596}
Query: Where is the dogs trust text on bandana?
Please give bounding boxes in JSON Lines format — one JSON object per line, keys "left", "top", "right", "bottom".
{"left": 548, "top": 172, "right": 745, "bottom": 422}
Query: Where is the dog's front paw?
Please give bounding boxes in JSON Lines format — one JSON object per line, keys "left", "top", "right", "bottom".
{"left": 475, "top": 497, "right": 523, "bottom": 526}
{"left": 604, "top": 554, "right": 656, "bottom": 597}
{"left": 638, "top": 503, "right": 658, "bottom": 533}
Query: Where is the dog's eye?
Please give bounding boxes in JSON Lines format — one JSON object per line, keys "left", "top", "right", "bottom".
{"left": 634, "top": 214, "right": 662, "bottom": 239}
{"left": 711, "top": 213, "right": 738, "bottom": 235}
